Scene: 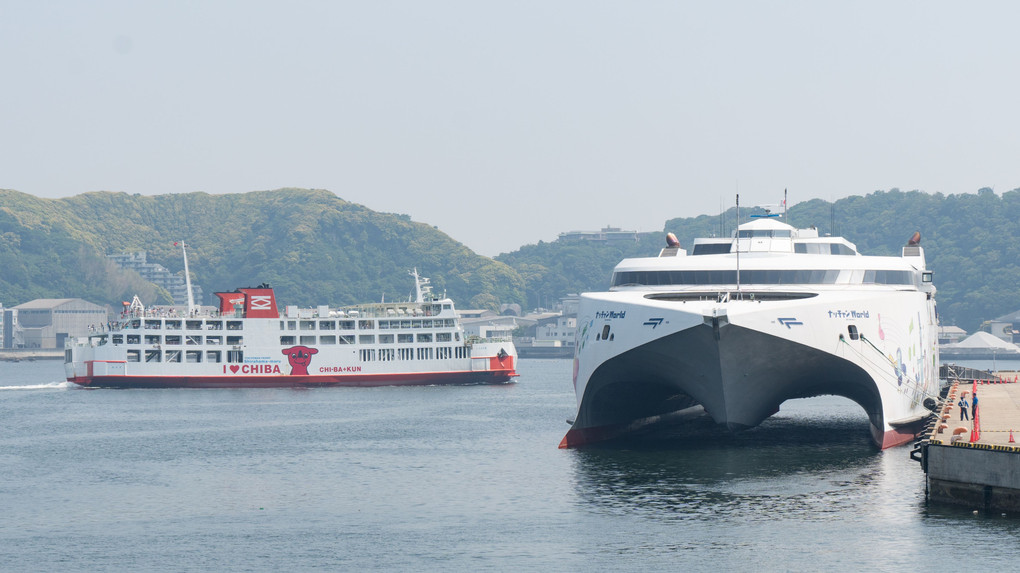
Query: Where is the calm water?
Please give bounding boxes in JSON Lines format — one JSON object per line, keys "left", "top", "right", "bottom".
{"left": 1, "top": 359, "right": 1018, "bottom": 571}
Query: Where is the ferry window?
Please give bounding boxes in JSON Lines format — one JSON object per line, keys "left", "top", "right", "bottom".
{"left": 422, "top": 320, "right": 433, "bottom": 328}
{"left": 165, "top": 335, "right": 182, "bottom": 345}
{"left": 227, "top": 350, "right": 244, "bottom": 363}
{"left": 412, "top": 320, "right": 422, "bottom": 329}
{"left": 280, "top": 336, "right": 296, "bottom": 345}
{"left": 300, "top": 336, "right": 316, "bottom": 345}
{"left": 848, "top": 325, "right": 859, "bottom": 340}
{"left": 455, "top": 333, "right": 460, "bottom": 341}
{"left": 379, "top": 334, "right": 394, "bottom": 344}
{"left": 127, "top": 334, "right": 140, "bottom": 344}
{"left": 380, "top": 348, "right": 395, "bottom": 361}
{"left": 398, "top": 333, "right": 414, "bottom": 343}
{"left": 166, "top": 350, "right": 182, "bottom": 363}
{"left": 186, "top": 336, "right": 202, "bottom": 345}
{"left": 692, "top": 243, "right": 733, "bottom": 255}
{"left": 206, "top": 350, "right": 221, "bottom": 363}
{"left": 127, "top": 349, "right": 140, "bottom": 362}
{"left": 206, "top": 321, "right": 223, "bottom": 330}
{"left": 339, "top": 320, "right": 355, "bottom": 330}
{"left": 186, "top": 350, "right": 202, "bottom": 363}
{"left": 340, "top": 335, "right": 355, "bottom": 344}
{"left": 319, "top": 320, "right": 335, "bottom": 330}
{"left": 226, "top": 336, "right": 243, "bottom": 345}
{"left": 320, "top": 336, "right": 336, "bottom": 345}
{"left": 206, "top": 336, "right": 222, "bottom": 345}
{"left": 358, "top": 334, "right": 374, "bottom": 344}
{"left": 145, "top": 335, "right": 161, "bottom": 345}
{"left": 401, "top": 320, "right": 411, "bottom": 329}
{"left": 437, "top": 332, "right": 452, "bottom": 342}
{"left": 378, "top": 320, "right": 390, "bottom": 330}
{"left": 417, "top": 333, "right": 432, "bottom": 343}
{"left": 129, "top": 319, "right": 141, "bottom": 329}
{"left": 359, "top": 320, "right": 375, "bottom": 330}
{"left": 601, "top": 325, "right": 611, "bottom": 340}
{"left": 112, "top": 335, "right": 124, "bottom": 344}
{"left": 922, "top": 271, "right": 933, "bottom": 283}
{"left": 145, "top": 349, "right": 161, "bottom": 362}
{"left": 287, "top": 321, "right": 297, "bottom": 331}
{"left": 360, "top": 349, "right": 376, "bottom": 362}
{"left": 226, "top": 321, "right": 243, "bottom": 330}
{"left": 145, "top": 320, "right": 161, "bottom": 329}
{"left": 300, "top": 320, "right": 316, "bottom": 331}
{"left": 443, "top": 304, "right": 452, "bottom": 310}
{"left": 165, "top": 320, "right": 182, "bottom": 330}
{"left": 187, "top": 320, "right": 203, "bottom": 330}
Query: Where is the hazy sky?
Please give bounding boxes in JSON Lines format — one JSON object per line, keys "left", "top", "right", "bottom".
{"left": 3, "top": 2, "right": 1020, "bottom": 256}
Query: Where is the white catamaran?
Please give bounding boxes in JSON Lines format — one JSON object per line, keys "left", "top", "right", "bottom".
{"left": 562, "top": 206, "right": 939, "bottom": 449}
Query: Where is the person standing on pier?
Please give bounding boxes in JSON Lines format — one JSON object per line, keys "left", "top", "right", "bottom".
{"left": 958, "top": 392, "right": 970, "bottom": 421}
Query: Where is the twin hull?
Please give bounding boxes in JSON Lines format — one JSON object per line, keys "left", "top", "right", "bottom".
{"left": 565, "top": 288, "right": 939, "bottom": 449}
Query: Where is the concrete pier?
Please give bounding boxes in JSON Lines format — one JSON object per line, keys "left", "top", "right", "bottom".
{"left": 919, "top": 376, "right": 1020, "bottom": 512}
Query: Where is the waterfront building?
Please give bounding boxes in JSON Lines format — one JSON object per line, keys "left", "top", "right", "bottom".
{"left": 12, "top": 299, "right": 107, "bottom": 349}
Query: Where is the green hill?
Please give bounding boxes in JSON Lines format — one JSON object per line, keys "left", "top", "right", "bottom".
{"left": 0, "top": 188, "right": 525, "bottom": 311}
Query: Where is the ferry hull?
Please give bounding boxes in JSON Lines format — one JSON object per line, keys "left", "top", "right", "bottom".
{"left": 69, "top": 369, "right": 516, "bottom": 389}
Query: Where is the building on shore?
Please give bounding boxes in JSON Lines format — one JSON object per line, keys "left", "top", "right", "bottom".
{"left": 8, "top": 299, "right": 107, "bottom": 349}
{"left": 557, "top": 226, "right": 639, "bottom": 243}
{"left": 107, "top": 251, "right": 204, "bottom": 306}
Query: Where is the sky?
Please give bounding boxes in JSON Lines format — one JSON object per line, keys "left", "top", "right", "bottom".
{"left": 3, "top": 2, "right": 1020, "bottom": 257}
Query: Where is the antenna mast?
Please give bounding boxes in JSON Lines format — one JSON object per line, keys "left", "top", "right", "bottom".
{"left": 179, "top": 241, "right": 196, "bottom": 316}
{"left": 735, "top": 193, "right": 741, "bottom": 297}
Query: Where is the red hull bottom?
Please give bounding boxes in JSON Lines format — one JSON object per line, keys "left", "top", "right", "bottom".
{"left": 69, "top": 370, "right": 517, "bottom": 389}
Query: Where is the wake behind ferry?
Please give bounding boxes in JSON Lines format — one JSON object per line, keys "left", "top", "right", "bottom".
{"left": 66, "top": 265, "right": 517, "bottom": 388}
{"left": 562, "top": 203, "right": 939, "bottom": 450}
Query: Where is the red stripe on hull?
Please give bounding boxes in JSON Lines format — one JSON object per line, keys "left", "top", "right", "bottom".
{"left": 69, "top": 369, "right": 517, "bottom": 389}
{"left": 877, "top": 423, "right": 923, "bottom": 449}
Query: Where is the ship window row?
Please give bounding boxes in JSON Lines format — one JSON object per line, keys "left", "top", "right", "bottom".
{"left": 108, "top": 334, "right": 241, "bottom": 345}
{"left": 737, "top": 229, "right": 793, "bottom": 238}
{"left": 279, "top": 319, "right": 456, "bottom": 331}
{"left": 279, "top": 332, "right": 457, "bottom": 346}
{"left": 359, "top": 346, "right": 468, "bottom": 362}
{"left": 794, "top": 243, "right": 857, "bottom": 255}
{"left": 611, "top": 269, "right": 914, "bottom": 287}
{"left": 131, "top": 319, "right": 235, "bottom": 331}
{"left": 126, "top": 349, "right": 242, "bottom": 363}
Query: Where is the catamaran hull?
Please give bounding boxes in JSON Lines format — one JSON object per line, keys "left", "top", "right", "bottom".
{"left": 563, "top": 290, "right": 938, "bottom": 450}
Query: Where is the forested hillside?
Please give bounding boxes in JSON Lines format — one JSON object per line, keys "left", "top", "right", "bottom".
{"left": 498, "top": 188, "right": 1020, "bottom": 332}
{"left": 0, "top": 188, "right": 525, "bottom": 311}
{"left": 3, "top": 187, "right": 1017, "bottom": 332}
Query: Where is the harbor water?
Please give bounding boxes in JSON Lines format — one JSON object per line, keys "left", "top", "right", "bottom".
{"left": 2, "top": 359, "right": 1019, "bottom": 571}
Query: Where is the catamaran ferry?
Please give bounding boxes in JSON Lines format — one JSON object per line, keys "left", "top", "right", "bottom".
{"left": 562, "top": 207, "right": 939, "bottom": 450}
{"left": 65, "top": 266, "right": 517, "bottom": 388}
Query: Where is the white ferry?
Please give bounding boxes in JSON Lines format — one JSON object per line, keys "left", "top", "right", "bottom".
{"left": 562, "top": 208, "right": 939, "bottom": 449}
{"left": 65, "top": 268, "right": 518, "bottom": 388}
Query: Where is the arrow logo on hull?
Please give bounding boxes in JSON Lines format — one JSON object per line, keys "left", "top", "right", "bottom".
{"left": 778, "top": 317, "right": 803, "bottom": 329}
{"left": 643, "top": 318, "right": 664, "bottom": 328}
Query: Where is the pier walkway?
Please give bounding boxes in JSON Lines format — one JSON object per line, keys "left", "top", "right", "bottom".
{"left": 921, "top": 375, "right": 1020, "bottom": 511}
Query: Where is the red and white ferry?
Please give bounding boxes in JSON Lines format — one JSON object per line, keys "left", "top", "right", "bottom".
{"left": 65, "top": 262, "right": 517, "bottom": 388}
